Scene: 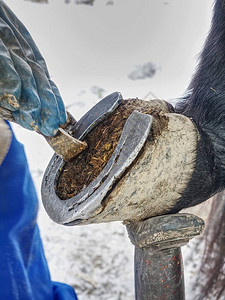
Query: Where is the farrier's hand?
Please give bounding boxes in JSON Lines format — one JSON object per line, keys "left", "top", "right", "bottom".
{"left": 0, "top": 1, "right": 66, "bottom": 136}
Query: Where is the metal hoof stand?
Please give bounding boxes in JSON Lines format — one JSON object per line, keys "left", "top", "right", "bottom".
{"left": 41, "top": 93, "right": 205, "bottom": 299}
{"left": 126, "top": 214, "right": 204, "bottom": 300}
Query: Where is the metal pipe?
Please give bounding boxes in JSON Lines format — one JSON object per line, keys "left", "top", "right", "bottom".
{"left": 126, "top": 213, "right": 204, "bottom": 300}
{"left": 134, "top": 246, "right": 184, "bottom": 300}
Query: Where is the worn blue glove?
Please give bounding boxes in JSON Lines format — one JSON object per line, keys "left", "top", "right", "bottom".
{"left": 0, "top": 1, "right": 67, "bottom": 136}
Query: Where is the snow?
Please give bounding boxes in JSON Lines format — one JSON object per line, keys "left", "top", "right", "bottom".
{"left": 5, "top": 0, "right": 215, "bottom": 298}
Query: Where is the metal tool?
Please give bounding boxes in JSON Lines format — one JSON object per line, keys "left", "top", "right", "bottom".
{"left": 0, "top": 92, "right": 122, "bottom": 162}
{"left": 0, "top": 105, "right": 87, "bottom": 162}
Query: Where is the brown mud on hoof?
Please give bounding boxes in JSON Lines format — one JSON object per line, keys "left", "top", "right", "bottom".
{"left": 56, "top": 98, "right": 173, "bottom": 200}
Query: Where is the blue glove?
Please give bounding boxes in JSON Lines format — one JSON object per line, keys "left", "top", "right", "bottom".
{"left": 0, "top": 1, "right": 67, "bottom": 136}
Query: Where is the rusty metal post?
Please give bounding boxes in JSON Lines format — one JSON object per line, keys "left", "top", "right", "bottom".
{"left": 126, "top": 213, "right": 204, "bottom": 300}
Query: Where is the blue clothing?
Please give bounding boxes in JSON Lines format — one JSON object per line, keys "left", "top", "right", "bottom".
{"left": 0, "top": 124, "right": 78, "bottom": 299}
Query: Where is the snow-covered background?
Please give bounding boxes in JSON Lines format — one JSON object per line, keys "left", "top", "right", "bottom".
{"left": 4, "top": 0, "right": 215, "bottom": 299}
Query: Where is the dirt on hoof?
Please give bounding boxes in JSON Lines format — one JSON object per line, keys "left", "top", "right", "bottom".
{"left": 56, "top": 99, "right": 171, "bottom": 200}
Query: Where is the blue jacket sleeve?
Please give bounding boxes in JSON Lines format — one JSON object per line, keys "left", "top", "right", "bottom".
{"left": 0, "top": 122, "right": 78, "bottom": 300}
